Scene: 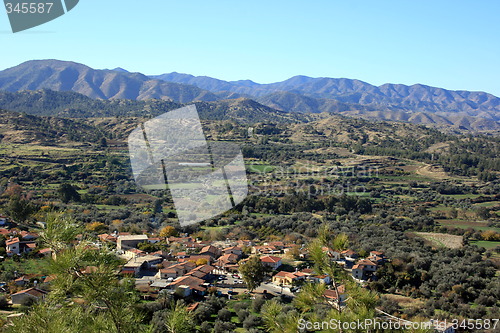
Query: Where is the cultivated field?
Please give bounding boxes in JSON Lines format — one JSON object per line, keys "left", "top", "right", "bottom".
{"left": 413, "top": 232, "right": 464, "bottom": 249}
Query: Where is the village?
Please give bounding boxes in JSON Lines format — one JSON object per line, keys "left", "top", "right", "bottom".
{"left": 1, "top": 216, "right": 389, "bottom": 310}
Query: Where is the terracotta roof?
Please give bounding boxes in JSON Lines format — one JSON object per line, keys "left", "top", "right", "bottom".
{"left": 217, "top": 253, "right": 239, "bottom": 265}
{"left": 357, "top": 259, "right": 377, "bottom": 266}
{"left": 223, "top": 246, "right": 242, "bottom": 252}
{"left": 193, "top": 265, "right": 215, "bottom": 274}
{"left": 6, "top": 237, "right": 20, "bottom": 246}
{"left": 20, "top": 231, "right": 38, "bottom": 238}
{"left": 120, "top": 269, "right": 136, "bottom": 275}
{"left": 275, "top": 271, "right": 292, "bottom": 278}
{"left": 200, "top": 245, "right": 220, "bottom": 254}
{"left": 323, "top": 285, "right": 345, "bottom": 300}
{"left": 15, "top": 276, "right": 29, "bottom": 282}
{"left": 186, "top": 270, "right": 207, "bottom": 279}
{"left": 127, "top": 248, "right": 145, "bottom": 255}
{"left": 98, "top": 234, "right": 117, "bottom": 242}
{"left": 368, "top": 255, "right": 385, "bottom": 262}
{"left": 170, "top": 276, "right": 206, "bottom": 291}
{"left": 187, "top": 302, "right": 199, "bottom": 312}
{"left": 180, "top": 255, "right": 211, "bottom": 263}
{"left": 260, "top": 255, "right": 282, "bottom": 263}
{"left": 44, "top": 275, "right": 56, "bottom": 283}
{"left": 254, "top": 245, "right": 277, "bottom": 252}
{"left": 12, "top": 288, "right": 47, "bottom": 298}
{"left": 274, "top": 271, "right": 299, "bottom": 279}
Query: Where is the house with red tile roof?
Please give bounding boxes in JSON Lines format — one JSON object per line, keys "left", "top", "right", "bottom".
{"left": 11, "top": 288, "right": 47, "bottom": 305}
{"left": 309, "top": 274, "right": 332, "bottom": 284}
{"left": 38, "top": 248, "right": 52, "bottom": 257}
{"left": 260, "top": 255, "right": 282, "bottom": 270}
{"left": 6, "top": 237, "right": 20, "bottom": 255}
{"left": 356, "top": 259, "right": 378, "bottom": 272}
{"left": 370, "top": 251, "right": 385, "bottom": 257}
{"left": 252, "top": 245, "right": 280, "bottom": 255}
{"left": 19, "top": 231, "right": 38, "bottom": 241}
{"left": 123, "top": 248, "right": 146, "bottom": 259}
{"left": 217, "top": 253, "right": 239, "bottom": 266}
{"left": 156, "top": 261, "right": 197, "bottom": 279}
{"left": 222, "top": 246, "right": 242, "bottom": 257}
{"left": 323, "top": 285, "right": 347, "bottom": 309}
{"left": 341, "top": 249, "right": 358, "bottom": 261}
{"left": 168, "top": 276, "right": 207, "bottom": 297}
{"left": 266, "top": 241, "right": 285, "bottom": 250}
{"left": 98, "top": 233, "right": 117, "bottom": 243}
{"left": 272, "top": 271, "right": 307, "bottom": 286}
{"left": 199, "top": 245, "right": 221, "bottom": 259}
{"left": 322, "top": 247, "right": 342, "bottom": 260}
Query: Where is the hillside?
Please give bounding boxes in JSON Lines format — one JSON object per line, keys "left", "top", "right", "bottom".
{"left": 0, "top": 89, "right": 306, "bottom": 125}
{"left": 0, "top": 109, "right": 103, "bottom": 144}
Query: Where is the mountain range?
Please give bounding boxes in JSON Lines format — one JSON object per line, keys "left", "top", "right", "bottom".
{"left": 0, "top": 59, "right": 499, "bottom": 131}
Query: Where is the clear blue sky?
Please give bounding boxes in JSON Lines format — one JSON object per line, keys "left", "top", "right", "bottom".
{"left": 1, "top": 0, "right": 499, "bottom": 96}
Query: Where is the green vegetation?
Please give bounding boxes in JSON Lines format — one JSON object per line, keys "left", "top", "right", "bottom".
{"left": 0, "top": 96, "right": 499, "bottom": 332}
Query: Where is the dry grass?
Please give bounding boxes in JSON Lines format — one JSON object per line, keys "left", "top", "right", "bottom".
{"left": 383, "top": 294, "right": 425, "bottom": 310}
{"left": 413, "top": 232, "right": 463, "bottom": 249}
{"left": 415, "top": 164, "right": 448, "bottom": 180}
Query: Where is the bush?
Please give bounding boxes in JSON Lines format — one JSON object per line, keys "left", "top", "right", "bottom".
{"left": 251, "top": 296, "right": 266, "bottom": 312}
{"left": 243, "top": 314, "right": 263, "bottom": 329}
{"left": 213, "top": 320, "right": 236, "bottom": 333}
{"left": 232, "top": 301, "right": 249, "bottom": 313}
{"left": 237, "top": 309, "right": 249, "bottom": 322}
{"left": 199, "top": 321, "right": 213, "bottom": 333}
{"left": 0, "top": 296, "right": 9, "bottom": 309}
{"left": 217, "top": 308, "right": 232, "bottom": 321}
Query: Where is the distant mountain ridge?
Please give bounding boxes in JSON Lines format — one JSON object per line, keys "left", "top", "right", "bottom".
{"left": 0, "top": 60, "right": 499, "bottom": 131}
{"left": 0, "top": 60, "right": 219, "bottom": 103}
{"left": 152, "top": 73, "right": 500, "bottom": 118}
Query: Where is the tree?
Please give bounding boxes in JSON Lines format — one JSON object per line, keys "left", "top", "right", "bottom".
{"left": 196, "top": 258, "right": 208, "bottom": 266}
{"left": 85, "top": 222, "right": 107, "bottom": 233}
{"left": 5, "top": 196, "right": 36, "bottom": 223}
{"left": 159, "top": 226, "right": 178, "bottom": 238}
{"left": 333, "top": 233, "right": 349, "bottom": 252}
{"left": 150, "top": 300, "right": 193, "bottom": 333}
{"left": 137, "top": 241, "right": 160, "bottom": 253}
{"left": 239, "top": 256, "right": 266, "bottom": 292}
{"left": 217, "top": 308, "right": 232, "bottom": 321}
{"left": 100, "top": 137, "right": 108, "bottom": 147}
{"left": 7, "top": 214, "right": 144, "bottom": 333}
{"left": 261, "top": 299, "right": 301, "bottom": 333}
{"left": 57, "top": 183, "right": 81, "bottom": 203}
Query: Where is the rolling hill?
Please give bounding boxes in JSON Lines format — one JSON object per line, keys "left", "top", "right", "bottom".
{"left": 0, "top": 109, "right": 103, "bottom": 144}
{"left": 0, "top": 89, "right": 305, "bottom": 124}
